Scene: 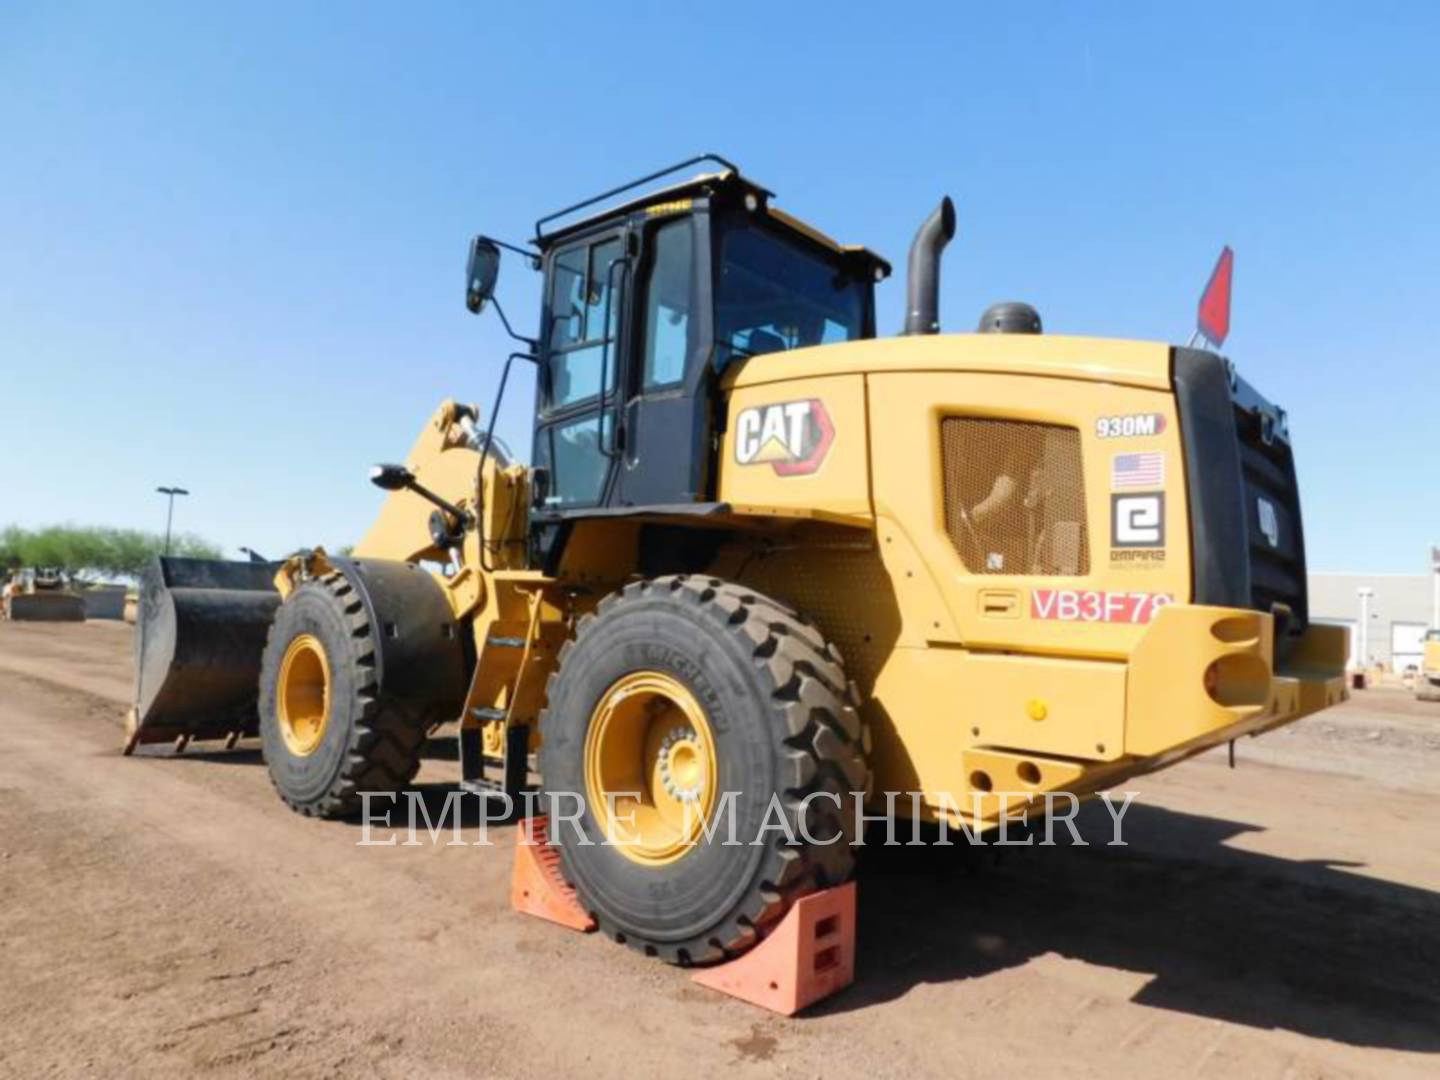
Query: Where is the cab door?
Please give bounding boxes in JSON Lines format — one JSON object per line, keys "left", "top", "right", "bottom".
{"left": 617, "top": 211, "right": 715, "bottom": 506}
{"left": 532, "top": 231, "right": 627, "bottom": 510}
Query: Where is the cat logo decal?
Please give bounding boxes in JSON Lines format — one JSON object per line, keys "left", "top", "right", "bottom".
{"left": 733, "top": 399, "right": 834, "bottom": 476}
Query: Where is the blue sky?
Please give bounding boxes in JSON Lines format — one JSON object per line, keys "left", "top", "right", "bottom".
{"left": 1, "top": 2, "right": 1435, "bottom": 571}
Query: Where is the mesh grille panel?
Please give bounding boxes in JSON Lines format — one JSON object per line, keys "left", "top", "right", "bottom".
{"left": 940, "top": 418, "right": 1089, "bottom": 576}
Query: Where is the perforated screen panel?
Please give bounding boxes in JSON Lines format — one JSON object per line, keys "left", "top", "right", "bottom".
{"left": 940, "top": 418, "right": 1089, "bottom": 576}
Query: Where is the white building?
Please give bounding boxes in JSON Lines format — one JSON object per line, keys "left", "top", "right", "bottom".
{"left": 1308, "top": 570, "right": 1439, "bottom": 671}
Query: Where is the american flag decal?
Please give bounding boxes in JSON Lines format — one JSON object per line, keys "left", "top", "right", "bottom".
{"left": 1111, "top": 452, "right": 1164, "bottom": 489}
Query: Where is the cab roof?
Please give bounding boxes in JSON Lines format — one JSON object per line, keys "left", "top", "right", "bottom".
{"left": 532, "top": 159, "right": 891, "bottom": 279}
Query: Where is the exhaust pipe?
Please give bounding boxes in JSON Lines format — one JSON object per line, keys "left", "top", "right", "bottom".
{"left": 902, "top": 196, "right": 956, "bottom": 335}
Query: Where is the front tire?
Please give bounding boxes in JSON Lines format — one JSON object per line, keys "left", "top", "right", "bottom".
{"left": 258, "top": 572, "right": 427, "bottom": 818}
{"left": 539, "top": 575, "right": 869, "bottom": 964}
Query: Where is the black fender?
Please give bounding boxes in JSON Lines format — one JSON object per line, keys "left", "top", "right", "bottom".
{"left": 329, "top": 557, "right": 469, "bottom": 713}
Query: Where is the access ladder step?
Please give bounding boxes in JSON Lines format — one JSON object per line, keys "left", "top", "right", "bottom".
{"left": 459, "top": 722, "right": 532, "bottom": 799}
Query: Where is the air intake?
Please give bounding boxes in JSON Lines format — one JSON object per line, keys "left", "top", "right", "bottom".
{"left": 977, "top": 302, "right": 1042, "bottom": 334}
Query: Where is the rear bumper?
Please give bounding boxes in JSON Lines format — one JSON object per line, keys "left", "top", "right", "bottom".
{"left": 1125, "top": 604, "right": 1348, "bottom": 763}
{"left": 910, "top": 603, "right": 1349, "bottom": 829}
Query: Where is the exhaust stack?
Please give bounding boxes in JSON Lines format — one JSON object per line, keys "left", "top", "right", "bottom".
{"left": 902, "top": 196, "right": 956, "bottom": 335}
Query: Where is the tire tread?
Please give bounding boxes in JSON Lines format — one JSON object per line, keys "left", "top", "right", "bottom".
{"left": 539, "top": 573, "right": 870, "bottom": 964}
{"left": 261, "top": 575, "right": 429, "bottom": 819}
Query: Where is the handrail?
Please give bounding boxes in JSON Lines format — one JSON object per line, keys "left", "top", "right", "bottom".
{"left": 595, "top": 253, "right": 629, "bottom": 459}
{"left": 477, "top": 350, "right": 538, "bottom": 573}
{"left": 533, "top": 153, "right": 743, "bottom": 243}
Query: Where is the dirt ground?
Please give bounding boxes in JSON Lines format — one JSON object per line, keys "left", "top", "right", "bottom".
{"left": 1, "top": 621, "right": 1437, "bottom": 1079}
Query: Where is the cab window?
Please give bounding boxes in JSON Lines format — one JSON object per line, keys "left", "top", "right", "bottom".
{"left": 714, "top": 224, "right": 866, "bottom": 370}
{"left": 640, "top": 218, "right": 695, "bottom": 390}
{"left": 534, "top": 414, "right": 611, "bottom": 507}
{"left": 545, "top": 237, "right": 623, "bottom": 410}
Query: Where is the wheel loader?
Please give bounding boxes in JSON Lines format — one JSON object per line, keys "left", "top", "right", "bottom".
{"left": 128, "top": 155, "right": 1348, "bottom": 965}
{"left": 3, "top": 567, "right": 86, "bottom": 621}
{"left": 1417, "top": 629, "right": 1440, "bottom": 702}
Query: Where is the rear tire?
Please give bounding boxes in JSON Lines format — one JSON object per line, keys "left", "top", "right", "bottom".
{"left": 258, "top": 572, "right": 427, "bottom": 818}
{"left": 539, "top": 575, "right": 869, "bottom": 965}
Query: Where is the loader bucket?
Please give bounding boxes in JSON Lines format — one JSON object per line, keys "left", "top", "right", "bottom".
{"left": 4, "top": 593, "right": 87, "bottom": 621}
{"left": 127, "top": 557, "right": 281, "bottom": 753}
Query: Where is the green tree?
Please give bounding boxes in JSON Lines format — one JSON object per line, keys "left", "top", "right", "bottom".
{"left": 0, "top": 524, "right": 222, "bottom": 582}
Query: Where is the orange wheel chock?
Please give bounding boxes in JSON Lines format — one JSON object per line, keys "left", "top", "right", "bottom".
{"left": 509, "top": 816, "right": 596, "bottom": 933}
{"left": 691, "top": 881, "right": 856, "bottom": 1016}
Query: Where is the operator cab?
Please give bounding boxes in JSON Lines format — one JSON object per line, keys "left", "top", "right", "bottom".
{"left": 513, "top": 158, "right": 889, "bottom": 528}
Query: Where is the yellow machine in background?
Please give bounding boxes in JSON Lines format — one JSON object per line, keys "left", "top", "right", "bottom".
{"left": 131, "top": 156, "right": 1347, "bottom": 966}
{"left": 1418, "top": 630, "right": 1440, "bottom": 702}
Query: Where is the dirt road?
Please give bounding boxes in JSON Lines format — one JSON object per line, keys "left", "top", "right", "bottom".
{"left": 1, "top": 621, "right": 1437, "bottom": 1078}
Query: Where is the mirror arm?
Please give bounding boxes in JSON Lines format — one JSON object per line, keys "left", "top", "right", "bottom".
{"left": 489, "top": 296, "right": 538, "bottom": 352}
{"left": 407, "top": 480, "right": 472, "bottom": 528}
{"left": 370, "top": 465, "right": 472, "bottom": 527}
{"left": 478, "top": 234, "right": 542, "bottom": 269}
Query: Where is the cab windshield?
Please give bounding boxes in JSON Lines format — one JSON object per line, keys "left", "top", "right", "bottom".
{"left": 714, "top": 224, "right": 867, "bottom": 370}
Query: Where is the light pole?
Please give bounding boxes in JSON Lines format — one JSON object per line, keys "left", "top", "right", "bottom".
{"left": 156, "top": 486, "right": 190, "bottom": 555}
{"left": 1431, "top": 545, "right": 1439, "bottom": 631}
{"left": 1356, "top": 586, "right": 1374, "bottom": 671}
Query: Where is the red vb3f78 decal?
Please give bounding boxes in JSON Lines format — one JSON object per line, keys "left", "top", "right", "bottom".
{"left": 733, "top": 399, "right": 834, "bottom": 476}
{"left": 1031, "top": 590, "right": 1174, "bottom": 624}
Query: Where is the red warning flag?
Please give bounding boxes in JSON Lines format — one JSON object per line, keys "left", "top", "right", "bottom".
{"left": 1197, "top": 246, "right": 1234, "bottom": 347}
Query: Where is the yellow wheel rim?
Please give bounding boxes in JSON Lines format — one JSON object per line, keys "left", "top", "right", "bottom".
{"left": 583, "top": 671, "right": 717, "bottom": 866}
{"left": 277, "top": 633, "right": 330, "bottom": 757}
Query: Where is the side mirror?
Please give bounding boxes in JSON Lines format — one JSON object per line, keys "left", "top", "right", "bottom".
{"left": 466, "top": 237, "right": 501, "bottom": 314}
{"left": 369, "top": 463, "right": 415, "bottom": 492}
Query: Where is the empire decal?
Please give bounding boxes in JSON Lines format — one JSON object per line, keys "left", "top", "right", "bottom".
{"left": 1111, "top": 547, "right": 1166, "bottom": 569}
{"left": 1111, "top": 492, "right": 1165, "bottom": 547}
{"left": 733, "top": 399, "right": 835, "bottom": 476}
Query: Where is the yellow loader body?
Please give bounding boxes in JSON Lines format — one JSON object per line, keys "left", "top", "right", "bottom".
{"left": 709, "top": 332, "right": 1347, "bottom": 821}
{"left": 327, "top": 331, "right": 1347, "bottom": 829}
